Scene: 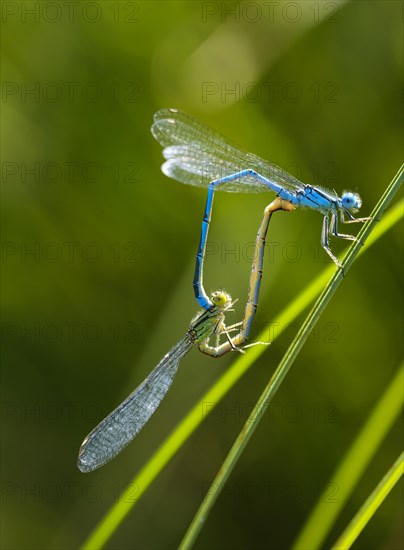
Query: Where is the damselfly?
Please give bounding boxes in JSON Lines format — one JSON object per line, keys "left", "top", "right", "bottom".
{"left": 78, "top": 198, "right": 292, "bottom": 472}
{"left": 152, "top": 108, "right": 368, "bottom": 309}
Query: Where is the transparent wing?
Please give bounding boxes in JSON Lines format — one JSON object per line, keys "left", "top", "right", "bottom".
{"left": 78, "top": 335, "right": 193, "bottom": 472}
{"left": 151, "top": 108, "right": 306, "bottom": 193}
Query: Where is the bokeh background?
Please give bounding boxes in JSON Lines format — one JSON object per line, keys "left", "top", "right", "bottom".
{"left": 2, "top": 1, "right": 402, "bottom": 549}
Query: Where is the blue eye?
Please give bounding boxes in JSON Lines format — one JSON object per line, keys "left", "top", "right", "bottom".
{"left": 342, "top": 192, "right": 362, "bottom": 210}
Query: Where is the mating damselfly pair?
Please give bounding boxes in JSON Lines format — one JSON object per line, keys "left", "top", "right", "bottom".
{"left": 78, "top": 108, "right": 367, "bottom": 472}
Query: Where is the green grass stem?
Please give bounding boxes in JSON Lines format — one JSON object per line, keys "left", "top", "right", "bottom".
{"left": 331, "top": 450, "right": 404, "bottom": 549}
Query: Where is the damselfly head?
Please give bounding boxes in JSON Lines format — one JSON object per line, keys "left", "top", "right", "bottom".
{"left": 341, "top": 192, "right": 362, "bottom": 211}
{"left": 210, "top": 290, "right": 233, "bottom": 309}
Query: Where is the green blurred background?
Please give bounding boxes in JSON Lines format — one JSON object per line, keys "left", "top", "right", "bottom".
{"left": 2, "top": 1, "right": 402, "bottom": 548}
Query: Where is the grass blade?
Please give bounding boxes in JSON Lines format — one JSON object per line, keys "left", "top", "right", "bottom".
{"left": 293, "top": 364, "right": 403, "bottom": 549}
{"left": 331, "top": 450, "right": 404, "bottom": 550}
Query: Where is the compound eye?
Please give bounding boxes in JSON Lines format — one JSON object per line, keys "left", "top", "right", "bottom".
{"left": 210, "top": 290, "right": 232, "bottom": 308}
{"left": 342, "top": 192, "right": 362, "bottom": 210}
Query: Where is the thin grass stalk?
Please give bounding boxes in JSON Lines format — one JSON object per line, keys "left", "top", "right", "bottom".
{"left": 293, "top": 364, "right": 403, "bottom": 549}
{"left": 331, "top": 450, "right": 404, "bottom": 550}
